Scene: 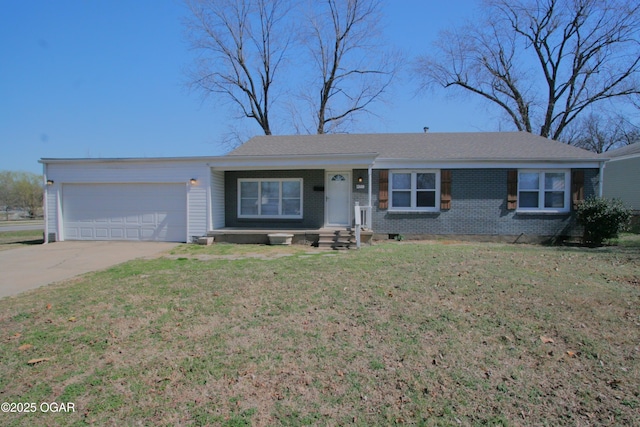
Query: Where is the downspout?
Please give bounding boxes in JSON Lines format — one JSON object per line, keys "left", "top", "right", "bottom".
{"left": 206, "top": 166, "right": 213, "bottom": 232}
{"left": 598, "top": 161, "right": 605, "bottom": 198}
{"left": 368, "top": 164, "right": 373, "bottom": 231}
{"left": 42, "top": 162, "right": 48, "bottom": 244}
{"left": 56, "top": 182, "right": 63, "bottom": 241}
{"left": 367, "top": 164, "right": 372, "bottom": 209}
{"left": 186, "top": 182, "right": 191, "bottom": 243}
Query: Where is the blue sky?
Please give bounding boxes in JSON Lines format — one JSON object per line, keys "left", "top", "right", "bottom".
{"left": 1, "top": 0, "right": 493, "bottom": 174}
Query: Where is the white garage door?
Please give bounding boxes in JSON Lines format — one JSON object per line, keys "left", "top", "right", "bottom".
{"left": 62, "top": 184, "right": 187, "bottom": 242}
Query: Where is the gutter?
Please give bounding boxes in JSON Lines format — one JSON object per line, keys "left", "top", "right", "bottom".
{"left": 38, "top": 156, "right": 228, "bottom": 164}
{"left": 210, "top": 153, "right": 379, "bottom": 170}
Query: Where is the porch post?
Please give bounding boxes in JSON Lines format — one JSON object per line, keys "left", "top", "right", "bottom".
{"left": 354, "top": 201, "right": 361, "bottom": 249}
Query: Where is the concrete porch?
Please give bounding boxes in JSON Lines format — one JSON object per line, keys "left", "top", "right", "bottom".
{"left": 206, "top": 227, "right": 373, "bottom": 248}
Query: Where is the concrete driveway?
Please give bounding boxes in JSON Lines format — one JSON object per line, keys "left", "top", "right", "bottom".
{"left": 0, "top": 241, "right": 179, "bottom": 299}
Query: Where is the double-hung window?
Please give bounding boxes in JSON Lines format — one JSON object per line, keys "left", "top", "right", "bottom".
{"left": 389, "top": 170, "right": 439, "bottom": 212}
{"left": 238, "top": 178, "right": 303, "bottom": 218}
{"left": 517, "top": 170, "right": 570, "bottom": 213}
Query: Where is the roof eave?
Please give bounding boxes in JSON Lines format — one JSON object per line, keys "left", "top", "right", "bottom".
{"left": 375, "top": 157, "right": 604, "bottom": 169}
{"left": 210, "top": 153, "right": 379, "bottom": 170}
{"left": 39, "top": 156, "right": 227, "bottom": 164}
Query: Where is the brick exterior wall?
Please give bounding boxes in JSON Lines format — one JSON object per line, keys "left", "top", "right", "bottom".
{"left": 224, "top": 168, "right": 599, "bottom": 239}
{"left": 225, "top": 170, "right": 325, "bottom": 228}
{"left": 365, "top": 168, "right": 599, "bottom": 239}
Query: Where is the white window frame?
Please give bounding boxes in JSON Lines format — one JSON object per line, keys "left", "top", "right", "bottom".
{"left": 389, "top": 170, "right": 440, "bottom": 212}
{"left": 238, "top": 178, "right": 303, "bottom": 219}
{"left": 517, "top": 169, "right": 570, "bottom": 213}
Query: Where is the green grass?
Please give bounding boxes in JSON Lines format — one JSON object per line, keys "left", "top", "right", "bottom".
{"left": 0, "top": 238, "right": 638, "bottom": 426}
{"left": 0, "top": 229, "right": 43, "bottom": 250}
{"left": 610, "top": 232, "right": 640, "bottom": 248}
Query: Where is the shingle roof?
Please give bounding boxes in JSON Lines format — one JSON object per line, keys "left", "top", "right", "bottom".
{"left": 603, "top": 143, "right": 640, "bottom": 158}
{"left": 228, "top": 132, "right": 602, "bottom": 161}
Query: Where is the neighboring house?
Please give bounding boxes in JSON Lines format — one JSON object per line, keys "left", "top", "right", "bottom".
{"left": 40, "top": 132, "right": 605, "bottom": 244}
{"left": 602, "top": 143, "right": 640, "bottom": 211}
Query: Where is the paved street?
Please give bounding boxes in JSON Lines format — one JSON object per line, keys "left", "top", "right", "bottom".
{"left": 0, "top": 220, "right": 44, "bottom": 232}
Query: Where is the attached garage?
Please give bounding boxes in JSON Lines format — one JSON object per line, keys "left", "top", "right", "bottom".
{"left": 62, "top": 183, "right": 187, "bottom": 242}
{"left": 41, "top": 157, "right": 215, "bottom": 243}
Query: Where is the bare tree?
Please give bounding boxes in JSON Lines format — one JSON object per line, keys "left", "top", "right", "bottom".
{"left": 415, "top": 0, "right": 640, "bottom": 141}
{"left": 185, "top": 0, "right": 292, "bottom": 135}
{"left": 565, "top": 114, "right": 639, "bottom": 153}
{"left": 302, "top": 0, "right": 399, "bottom": 134}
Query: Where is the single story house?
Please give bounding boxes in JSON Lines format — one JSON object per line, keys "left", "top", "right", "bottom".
{"left": 602, "top": 143, "right": 640, "bottom": 211}
{"left": 40, "top": 132, "right": 605, "bottom": 244}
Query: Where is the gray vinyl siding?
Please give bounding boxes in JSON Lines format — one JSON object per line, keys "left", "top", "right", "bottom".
{"left": 603, "top": 156, "right": 640, "bottom": 210}
{"left": 224, "top": 170, "right": 325, "bottom": 228}
{"left": 211, "top": 170, "right": 226, "bottom": 229}
{"left": 370, "top": 168, "right": 599, "bottom": 238}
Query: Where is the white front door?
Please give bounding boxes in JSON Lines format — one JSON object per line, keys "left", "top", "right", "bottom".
{"left": 326, "top": 172, "right": 351, "bottom": 226}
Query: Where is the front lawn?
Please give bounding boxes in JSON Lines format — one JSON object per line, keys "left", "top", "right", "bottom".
{"left": 0, "top": 229, "right": 43, "bottom": 251}
{"left": 1, "top": 239, "right": 638, "bottom": 426}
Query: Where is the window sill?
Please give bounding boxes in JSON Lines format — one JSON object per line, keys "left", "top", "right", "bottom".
{"left": 238, "top": 216, "right": 303, "bottom": 220}
{"left": 387, "top": 209, "right": 440, "bottom": 214}
{"left": 515, "top": 210, "right": 570, "bottom": 215}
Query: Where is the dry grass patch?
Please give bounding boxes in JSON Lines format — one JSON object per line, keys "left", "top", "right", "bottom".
{"left": 0, "top": 239, "right": 638, "bottom": 426}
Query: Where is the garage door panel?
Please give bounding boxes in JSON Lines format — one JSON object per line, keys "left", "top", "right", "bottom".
{"left": 109, "top": 228, "right": 125, "bottom": 239}
{"left": 63, "top": 184, "right": 187, "bottom": 242}
{"left": 80, "top": 228, "right": 94, "bottom": 238}
{"left": 125, "top": 215, "right": 139, "bottom": 224}
{"left": 126, "top": 229, "right": 141, "bottom": 239}
{"left": 95, "top": 228, "right": 109, "bottom": 238}
{"left": 140, "top": 228, "right": 157, "bottom": 239}
{"left": 141, "top": 214, "right": 155, "bottom": 224}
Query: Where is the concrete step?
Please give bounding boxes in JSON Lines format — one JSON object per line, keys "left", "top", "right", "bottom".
{"left": 316, "top": 229, "right": 355, "bottom": 250}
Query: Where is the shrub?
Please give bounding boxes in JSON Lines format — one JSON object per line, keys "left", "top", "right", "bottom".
{"left": 576, "top": 197, "right": 632, "bottom": 246}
